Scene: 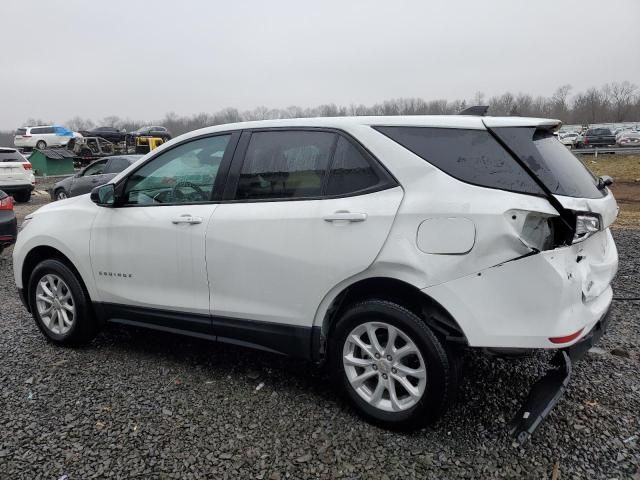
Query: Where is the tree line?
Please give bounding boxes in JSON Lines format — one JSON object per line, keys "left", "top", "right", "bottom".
{"left": 1, "top": 81, "right": 638, "bottom": 146}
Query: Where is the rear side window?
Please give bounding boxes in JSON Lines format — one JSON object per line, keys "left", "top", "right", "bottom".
{"left": 376, "top": 126, "right": 543, "bottom": 195}
{"left": 31, "top": 127, "right": 54, "bottom": 134}
{"left": 235, "top": 131, "right": 335, "bottom": 200}
{"left": 15, "top": 128, "right": 27, "bottom": 136}
{"left": 326, "top": 136, "right": 381, "bottom": 195}
{"left": 492, "top": 127, "right": 604, "bottom": 199}
{"left": 103, "top": 157, "right": 132, "bottom": 174}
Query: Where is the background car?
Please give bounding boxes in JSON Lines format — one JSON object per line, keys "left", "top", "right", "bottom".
{"left": 0, "top": 148, "right": 35, "bottom": 202}
{"left": 617, "top": 131, "right": 640, "bottom": 147}
{"left": 558, "top": 132, "right": 580, "bottom": 147}
{"left": 575, "top": 127, "right": 616, "bottom": 148}
{"left": 49, "top": 154, "right": 142, "bottom": 200}
{"left": 0, "top": 190, "right": 17, "bottom": 255}
{"left": 129, "top": 126, "right": 172, "bottom": 141}
{"left": 79, "top": 126, "right": 128, "bottom": 143}
{"left": 14, "top": 125, "right": 82, "bottom": 150}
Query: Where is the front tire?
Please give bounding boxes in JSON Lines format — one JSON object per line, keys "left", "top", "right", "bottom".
{"left": 55, "top": 189, "right": 68, "bottom": 200}
{"left": 330, "top": 299, "right": 456, "bottom": 430}
{"left": 28, "top": 259, "right": 99, "bottom": 346}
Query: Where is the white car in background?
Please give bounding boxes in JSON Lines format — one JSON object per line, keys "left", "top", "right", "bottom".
{"left": 14, "top": 125, "right": 82, "bottom": 150}
{"left": 12, "top": 115, "right": 618, "bottom": 442}
{"left": 558, "top": 132, "right": 580, "bottom": 147}
{"left": 0, "top": 148, "right": 35, "bottom": 202}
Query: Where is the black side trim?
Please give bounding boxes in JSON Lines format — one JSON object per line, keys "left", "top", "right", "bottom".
{"left": 100, "top": 302, "right": 211, "bottom": 334}
{"left": 96, "top": 302, "right": 314, "bottom": 360}
{"left": 213, "top": 316, "right": 313, "bottom": 360}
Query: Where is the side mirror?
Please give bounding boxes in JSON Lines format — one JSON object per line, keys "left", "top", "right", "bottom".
{"left": 91, "top": 184, "right": 116, "bottom": 207}
{"left": 599, "top": 175, "right": 614, "bottom": 187}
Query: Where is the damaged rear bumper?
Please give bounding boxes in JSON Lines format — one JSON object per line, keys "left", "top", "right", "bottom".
{"left": 509, "top": 306, "right": 612, "bottom": 444}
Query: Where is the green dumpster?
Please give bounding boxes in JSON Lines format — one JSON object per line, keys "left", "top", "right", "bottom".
{"left": 29, "top": 149, "right": 76, "bottom": 176}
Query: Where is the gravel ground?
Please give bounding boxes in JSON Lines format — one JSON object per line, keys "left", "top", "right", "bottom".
{"left": 0, "top": 189, "right": 638, "bottom": 479}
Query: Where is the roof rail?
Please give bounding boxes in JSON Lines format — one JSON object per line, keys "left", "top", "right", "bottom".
{"left": 458, "top": 105, "right": 489, "bottom": 116}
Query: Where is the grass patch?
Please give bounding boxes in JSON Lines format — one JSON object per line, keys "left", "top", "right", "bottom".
{"left": 577, "top": 154, "right": 640, "bottom": 229}
{"left": 578, "top": 154, "right": 640, "bottom": 183}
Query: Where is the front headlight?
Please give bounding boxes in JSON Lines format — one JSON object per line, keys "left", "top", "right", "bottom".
{"left": 20, "top": 214, "right": 34, "bottom": 231}
{"left": 573, "top": 213, "right": 600, "bottom": 243}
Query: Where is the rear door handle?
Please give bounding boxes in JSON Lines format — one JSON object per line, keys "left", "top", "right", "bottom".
{"left": 172, "top": 214, "right": 203, "bottom": 225}
{"left": 323, "top": 211, "right": 368, "bottom": 223}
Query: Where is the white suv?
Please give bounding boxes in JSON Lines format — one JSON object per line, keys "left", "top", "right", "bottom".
{"left": 0, "top": 148, "right": 36, "bottom": 202}
{"left": 12, "top": 115, "right": 618, "bottom": 439}
{"left": 14, "top": 125, "right": 81, "bottom": 150}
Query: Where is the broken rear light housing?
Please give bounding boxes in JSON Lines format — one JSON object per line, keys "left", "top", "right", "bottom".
{"left": 573, "top": 212, "right": 601, "bottom": 244}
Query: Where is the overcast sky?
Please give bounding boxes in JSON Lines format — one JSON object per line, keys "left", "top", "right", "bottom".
{"left": 1, "top": 0, "right": 638, "bottom": 129}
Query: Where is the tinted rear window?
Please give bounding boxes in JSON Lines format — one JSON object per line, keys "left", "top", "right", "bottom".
{"left": 326, "top": 136, "right": 381, "bottom": 195}
{"left": 492, "top": 127, "right": 604, "bottom": 199}
{"left": 375, "top": 126, "right": 543, "bottom": 195}
{"left": 0, "top": 150, "right": 27, "bottom": 162}
{"left": 15, "top": 128, "right": 27, "bottom": 136}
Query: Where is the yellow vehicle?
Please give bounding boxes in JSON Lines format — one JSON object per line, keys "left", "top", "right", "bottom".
{"left": 135, "top": 136, "right": 165, "bottom": 153}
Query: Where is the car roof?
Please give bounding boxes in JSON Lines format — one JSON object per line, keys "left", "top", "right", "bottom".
{"left": 172, "top": 115, "right": 561, "bottom": 141}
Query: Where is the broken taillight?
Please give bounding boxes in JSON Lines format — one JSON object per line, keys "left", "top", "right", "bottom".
{"left": 573, "top": 213, "right": 601, "bottom": 243}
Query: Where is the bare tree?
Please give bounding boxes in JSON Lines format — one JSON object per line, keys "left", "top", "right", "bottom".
{"left": 551, "top": 84, "right": 572, "bottom": 119}
{"left": 604, "top": 81, "right": 638, "bottom": 121}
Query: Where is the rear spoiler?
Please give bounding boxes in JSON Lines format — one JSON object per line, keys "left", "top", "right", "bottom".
{"left": 458, "top": 105, "right": 489, "bottom": 116}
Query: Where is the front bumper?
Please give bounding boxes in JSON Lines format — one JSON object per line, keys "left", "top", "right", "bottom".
{"left": 509, "top": 306, "right": 612, "bottom": 444}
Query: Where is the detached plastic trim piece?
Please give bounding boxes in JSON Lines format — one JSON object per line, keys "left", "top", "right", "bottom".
{"left": 509, "top": 351, "right": 572, "bottom": 445}
{"left": 509, "top": 307, "right": 611, "bottom": 444}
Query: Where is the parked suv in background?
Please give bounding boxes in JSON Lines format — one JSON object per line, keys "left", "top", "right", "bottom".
{"left": 129, "top": 126, "right": 172, "bottom": 141}
{"left": 0, "top": 148, "right": 35, "bottom": 202}
{"left": 575, "top": 127, "right": 617, "bottom": 148}
{"left": 49, "top": 155, "right": 142, "bottom": 200}
{"left": 14, "top": 125, "right": 82, "bottom": 150}
{"left": 13, "top": 116, "right": 618, "bottom": 440}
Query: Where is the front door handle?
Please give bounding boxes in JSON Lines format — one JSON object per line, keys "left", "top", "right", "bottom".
{"left": 172, "top": 214, "right": 203, "bottom": 225}
{"left": 323, "top": 211, "right": 368, "bottom": 223}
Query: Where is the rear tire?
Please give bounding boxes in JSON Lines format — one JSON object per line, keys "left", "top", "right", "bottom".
{"left": 330, "top": 299, "right": 457, "bottom": 430}
{"left": 13, "top": 190, "right": 31, "bottom": 203}
{"left": 36, "top": 140, "right": 47, "bottom": 150}
{"left": 28, "top": 259, "right": 99, "bottom": 346}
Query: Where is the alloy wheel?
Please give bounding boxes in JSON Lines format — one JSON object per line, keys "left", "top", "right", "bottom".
{"left": 343, "top": 321, "right": 427, "bottom": 412}
{"left": 35, "top": 274, "right": 75, "bottom": 335}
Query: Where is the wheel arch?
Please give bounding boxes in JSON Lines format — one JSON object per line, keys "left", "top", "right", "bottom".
{"left": 22, "top": 245, "right": 92, "bottom": 312}
{"left": 314, "top": 276, "right": 468, "bottom": 361}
